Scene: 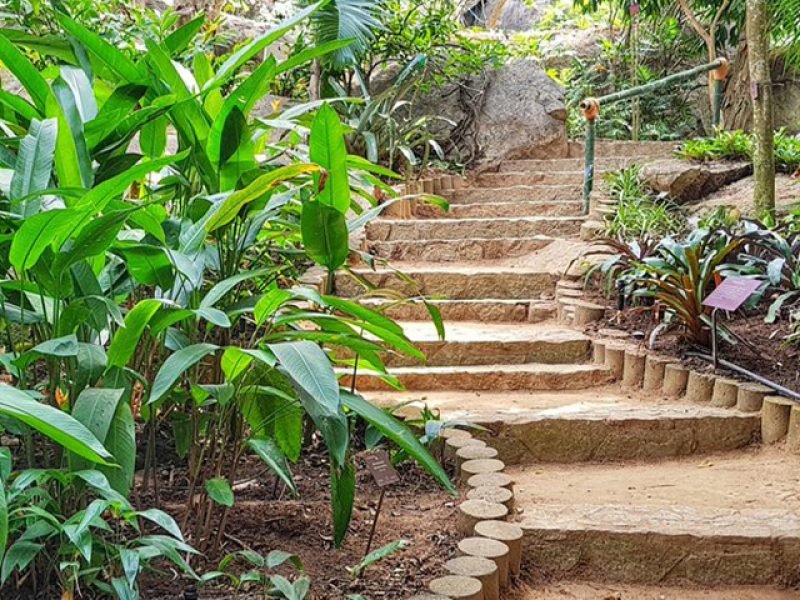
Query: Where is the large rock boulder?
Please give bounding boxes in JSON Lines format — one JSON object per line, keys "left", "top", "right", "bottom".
{"left": 641, "top": 159, "right": 752, "bottom": 204}
{"left": 476, "top": 58, "right": 568, "bottom": 163}
{"left": 463, "top": 0, "right": 544, "bottom": 30}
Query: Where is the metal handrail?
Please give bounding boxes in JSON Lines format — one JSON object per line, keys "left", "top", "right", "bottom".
{"left": 578, "top": 57, "right": 731, "bottom": 214}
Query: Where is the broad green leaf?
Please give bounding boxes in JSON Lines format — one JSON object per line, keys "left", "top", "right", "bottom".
{"left": 201, "top": 268, "right": 276, "bottom": 310}
{"left": 342, "top": 391, "right": 454, "bottom": 494}
{"left": 1, "top": 541, "right": 43, "bottom": 585}
{"left": 301, "top": 200, "right": 349, "bottom": 270}
{"left": 205, "top": 477, "right": 234, "bottom": 507}
{"left": 254, "top": 288, "right": 293, "bottom": 326}
{"left": 10, "top": 118, "right": 57, "bottom": 205}
{"left": 56, "top": 207, "right": 138, "bottom": 271}
{"left": 52, "top": 73, "right": 93, "bottom": 187}
{"left": 140, "top": 116, "right": 168, "bottom": 158}
{"left": 71, "top": 388, "right": 124, "bottom": 443}
{"left": 56, "top": 14, "right": 142, "bottom": 83}
{"left": 310, "top": 103, "right": 350, "bottom": 213}
{"left": 118, "top": 245, "right": 174, "bottom": 289}
{"left": 9, "top": 208, "right": 84, "bottom": 272}
{"left": 149, "top": 343, "right": 219, "bottom": 404}
{"left": 220, "top": 346, "right": 275, "bottom": 381}
{"left": 247, "top": 438, "right": 296, "bottom": 495}
{"left": 0, "top": 480, "right": 6, "bottom": 566}
{"left": 331, "top": 459, "right": 355, "bottom": 547}
{"left": 205, "top": 163, "right": 319, "bottom": 232}
{"left": 0, "top": 32, "right": 49, "bottom": 110}
{"left": 31, "top": 334, "right": 79, "bottom": 358}
{"left": 269, "top": 341, "right": 347, "bottom": 467}
{"left": 209, "top": 1, "right": 323, "bottom": 89}
{"left": 164, "top": 15, "right": 205, "bottom": 56}
{"left": 137, "top": 508, "right": 184, "bottom": 541}
{"left": 0, "top": 385, "right": 112, "bottom": 464}
{"left": 74, "top": 150, "right": 188, "bottom": 211}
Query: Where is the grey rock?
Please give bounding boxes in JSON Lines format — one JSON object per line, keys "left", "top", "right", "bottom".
{"left": 476, "top": 58, "right": 568, "bottom": 163}
{"left": 641, "top": 159, "right": 753, "bottom": 204}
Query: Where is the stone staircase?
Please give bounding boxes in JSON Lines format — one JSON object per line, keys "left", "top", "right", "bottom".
{"left": 339, "top": 141, "right": 800, "bottom": 599}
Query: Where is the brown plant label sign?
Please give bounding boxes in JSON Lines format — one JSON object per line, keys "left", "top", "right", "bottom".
{"left": 703, "top": 277, "right": 762, "bottom": 312}
{"left": 364, "top": 451, "right": 400, "bottom": 488}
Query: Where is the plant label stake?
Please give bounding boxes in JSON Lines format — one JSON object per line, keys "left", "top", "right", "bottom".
{"left": 363, "top": 451, "right": 400, "bottom": 556}
{"left": 702, "top": 277, "right": 762, "bottom": 368}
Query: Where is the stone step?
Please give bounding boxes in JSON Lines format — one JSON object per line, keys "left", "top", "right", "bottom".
{"left": 499, "top": 157, "right": 636, "bottom": 172}
{"left": 520, "top": 582, "right": 797, "bottom": 599}
{"left": 475, "top": 171, "right": 585, "bottom": 187}
{"left": 370, "top": 390, "right": 759, "bottom": 464}
{"left": 366, "top": 236, "right": 554, "bottom": 262}
{"left": 570, "top": 139, "right": 678, "bottom": 157}
{"left": 448, "top": 185, "right": 582, "bottom": 204}
{"left": 345, "top": 362, "right": 613, "bottom": 392}
{"left": 385, "top": 321, "right": 591, "bottom": 367}
{"left": 361, "top": 298, "right": 556, "bottom": 323}
{"left": 335, "top": 264, "right": 557, "bottom": 299}
{"left": 513, "top": 450, "right": 800, "bottom": 586}
{"left": 422, "top": 200, "right": 583, "bottom": 218}
{"left": 366, "top": 216, "right": 583, "bottom": 241}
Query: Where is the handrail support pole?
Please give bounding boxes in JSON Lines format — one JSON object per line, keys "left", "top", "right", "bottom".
{"left": 579, "top": 98, "right": 600, "bottom": 215}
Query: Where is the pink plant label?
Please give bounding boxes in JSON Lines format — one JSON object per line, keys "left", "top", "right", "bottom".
{"left": 703, "top": 277, "right": 762, "bottom": 312}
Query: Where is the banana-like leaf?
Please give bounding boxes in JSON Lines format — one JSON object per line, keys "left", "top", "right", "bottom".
{"left": 310, "top": 103, "right": 350, "bottom": 214}
{"left": 301, "top": 200, "right": 350, "bottom": 271}
{"left": 0, "top": 384, "right": 112, "bottom": 464}
{"left": 9, "top": 118, "right": 57, "bottom": 207}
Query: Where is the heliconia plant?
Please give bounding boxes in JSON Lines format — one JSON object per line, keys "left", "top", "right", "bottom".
{"left": 0, "top": 4, "right": 451, "bottom": 597}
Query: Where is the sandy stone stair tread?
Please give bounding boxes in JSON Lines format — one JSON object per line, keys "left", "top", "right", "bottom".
{"left": 365, "top": 236, "right": 556, "bottom": 262}
{"left": 344, "top": 362, "right": 614, "bottom": 392}
{"left": 510, "top": 450, "right": 800, "bottom": 586}
{"left": 382, "top": 321, "right": 592, "bottom": 367}
{"left": 365, "top": 215, "right": 584, "bottom": 241}
{"left": 359, "top": 298, "right": 557, "bottom": 324}
{"left": 499, "top": 156, "right": 639, "bottom": 172}
{"left": 423, "top": 199, "right": 584, "bottom": 218}
{"left": 446, "top": 185, "right": 584, "bottom": 205}
{"left": 335, "top": 262, "right": 559, "bottom": 300}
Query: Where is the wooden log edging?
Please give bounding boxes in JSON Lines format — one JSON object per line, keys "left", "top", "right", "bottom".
{"left": 417, "top": 425, "right": 520, "bottom": 600}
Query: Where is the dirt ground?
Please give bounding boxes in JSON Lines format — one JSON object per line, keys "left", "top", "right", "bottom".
{"left": 139, "top": 447, "right": 459, "bottom": 599}
{"left": 687, "top": 174, "right": 800, "bottom": 216}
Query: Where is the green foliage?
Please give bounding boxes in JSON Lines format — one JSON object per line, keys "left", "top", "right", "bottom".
{"left": 603, "top": 166, "right": 686, "bottom": 239}
{"left": 0, "top": 5, "right": 453, "bottom": 596}
{"left": 677, "top": 129, "right": 800, "bottom": 172}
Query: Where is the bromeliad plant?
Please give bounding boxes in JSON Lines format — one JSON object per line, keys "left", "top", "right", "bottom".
{"left": 631, "top": 229, "right": 749, "bottom": 344}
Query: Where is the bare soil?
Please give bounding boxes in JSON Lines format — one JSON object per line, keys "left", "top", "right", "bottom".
{"left": 510, "top": 581, "right": 799, "bottom": 599}
{"left": 139, "top": 447, "right": 459, "bottom": 600}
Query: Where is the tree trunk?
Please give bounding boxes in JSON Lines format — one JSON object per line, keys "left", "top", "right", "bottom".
{"left": 746, "top": 0, "right": 775, "bottom": 217}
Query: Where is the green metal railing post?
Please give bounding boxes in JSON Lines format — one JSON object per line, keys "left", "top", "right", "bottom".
{"left": 578, "top": 58, "right": 730, "bottom": 214}
{"left": 583, "top": 116, "right": 596, "bottom": 215}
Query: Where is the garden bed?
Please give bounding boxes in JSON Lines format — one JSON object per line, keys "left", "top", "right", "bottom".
{"left": 584, "top": 296, "right": 800, "bottom": 394}
{"left": 139, "top": 445, "right": 459, "bottom": 599}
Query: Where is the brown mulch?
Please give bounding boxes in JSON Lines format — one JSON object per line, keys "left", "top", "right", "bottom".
{"left": 584, "top": 289, "right": 800, "bottom": 394}
{"left": 141, "top": 447, "right": 459, "bottom": 600}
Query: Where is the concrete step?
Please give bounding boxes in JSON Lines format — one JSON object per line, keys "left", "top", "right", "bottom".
{"left": 422, "top": 200, "right": 583, "bottom": 218}
{"left": 345, "top": 362, "right": 613, "bottom": 392}
{"left": 361, "top": 298, "right": 556, "bottom": 323}
{"left": 335, "top": 264, "right": 558, "bottom": 299}
{"left": 366, "top": 216, "right": 583, "bottom": 241}
{"left": 366, "top": 236, "right": 554, "bottom": 262}
{"left": 385, "top": 321, "right": 591, "bottom": 367}
{"left": 448, "top": 185, "right": 582, "bottom": 204}
{"left": 513, "top": 450, "right": 800, "bottom": 586}
{"left": 519, "top": 582, "right": 797, "bottom": 599}
{"left": 370, "top": 390, "right": 759, "bottom": 464}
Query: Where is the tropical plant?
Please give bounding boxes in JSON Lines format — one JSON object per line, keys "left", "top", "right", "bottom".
{"left": 676, "top": 129, "right": 800, "bottom": 172}
{"left": 633, "top": 229, "right": 748, "bottom": 344}
{"left": 0, "top": 4, "right": 454, "bottom": 596}
{"left": 603, "top": 166, "right": 686, "bottom": 239}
